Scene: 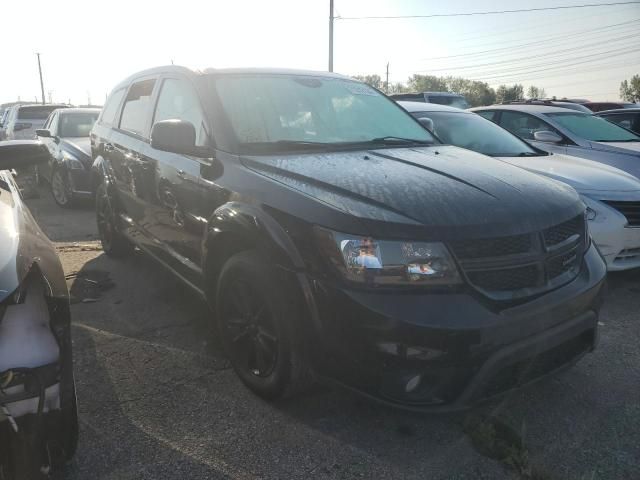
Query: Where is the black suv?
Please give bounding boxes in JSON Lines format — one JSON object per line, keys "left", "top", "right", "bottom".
{"left": 90, "top": 66, "right": 606, "bottom": 410}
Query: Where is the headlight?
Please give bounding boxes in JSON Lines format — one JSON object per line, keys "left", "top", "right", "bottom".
{"left": 316, "top": 228, "right": 462, "bottom": 286}
{"left": 62, "top": 150, "right": 84, "bottom": 170}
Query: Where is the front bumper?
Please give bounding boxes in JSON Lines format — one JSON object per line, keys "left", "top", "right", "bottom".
{"left": 308, "top": 243, "right": 607, "bottom": 411}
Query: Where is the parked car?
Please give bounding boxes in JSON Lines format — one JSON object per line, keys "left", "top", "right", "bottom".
{"left": 470, "top": 104, "right": 640, "bottom": 179}
{"left": 401, "top": 101, "right": 640, "bottom": 271}
{"left": 0, "top": 140, "right": 78, "bottom": 479}
{"left": 596, "top": 108, "right": 640, "bottom": 135}
{"left": 0, "top": 108, "right": 10, "bottom": 141}
{"left": 91, "top": 66, "right": 606, "bottom": 410}
{"left": 583, "top": 102, "right": 638, "bottom": 112}
{"left": 35, "top": 108, "right": 100, "bottom": 207}
{"left": 499, "top": 99, "right": 593, "bottom": 113}
{"left": 3, "top": 104, "right": 69, "bottom": 141}
{"left": 389, "top": 91, "right": 469, "bottom": 109}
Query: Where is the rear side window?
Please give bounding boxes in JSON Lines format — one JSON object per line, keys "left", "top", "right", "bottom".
{"left": 101, "top": 88, "right": 125, "bottom": 125}
{"left": 18, "top": 106, "right": 60, "bottom": 120}
{"left": 119, "top": 79, "right": 156, "bottom": 136}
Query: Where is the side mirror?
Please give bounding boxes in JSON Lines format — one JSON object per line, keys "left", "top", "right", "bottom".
{"left": 417, "top": 117, "right": 435, "bottom": 132}
{"left": 35, "top": 129, "right": 52, "bottom": 138}
{"left": 533, "top": 130, "right": 563, "bottom": 144}
{"left": 151, "top": 119, "right": 210, "bottom": 157}
{"left": 0, "top": 140, "right": 50, "bottom": 170}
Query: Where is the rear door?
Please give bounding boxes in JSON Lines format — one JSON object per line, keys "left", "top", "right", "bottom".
{"left": 108, "top": 78, "right": 158, "bottom": 235}
{"left": 141, "top": 75, "right": 212, "bottom": 285}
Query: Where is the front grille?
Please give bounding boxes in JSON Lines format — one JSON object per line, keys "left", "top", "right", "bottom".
{"left": 467, "top": 265, "right": 539, "bottom": 291}
{"left": 452, "top": 215, "right": 585, "bottom": 299}
{"left": 450, "top": 234, "right": 531, "bottom": 259}
{"left": 543, "top": 215, "right": 583, "bottom": 246}
{"left": 546, "top": 247, "right": 581, "bottom": 279}
{"left": 603, "top": 201, "right": 640, "bottom": 227}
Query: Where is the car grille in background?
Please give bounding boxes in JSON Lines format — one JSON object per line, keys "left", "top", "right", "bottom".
{"left": 450, "top": 215, "right": 585, "bottom": 298}
{"left": 602, "top": 201, "right": 640, "bottom": 227}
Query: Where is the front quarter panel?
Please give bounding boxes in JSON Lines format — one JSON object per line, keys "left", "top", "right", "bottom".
{"left": 0, "top": 171, "right": 67, "bottom": 302}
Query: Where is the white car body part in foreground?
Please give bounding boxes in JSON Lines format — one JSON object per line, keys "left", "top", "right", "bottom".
{"left": 0, "top": 276, "right": 61, "bottom": 420}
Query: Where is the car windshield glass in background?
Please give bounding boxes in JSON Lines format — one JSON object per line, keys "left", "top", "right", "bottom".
{"left": 18, "top": 106, "right": 61, "bottom": 120}
{"left": 414, "top": 111, "right": 538, "bottom": 156}
{"left": 213, "top": 75, "right": 435, "bottom": 152}
{"left": 59, "top": 113, "right": 99, "bottom": 137}
{"left": 546, "top": 112, "right": 640, "bottom": 142}
{"left": 428, "top": 96, "right": 469, "bottom": 109}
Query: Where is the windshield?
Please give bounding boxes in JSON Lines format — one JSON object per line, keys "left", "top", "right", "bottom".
{"left": 412, "top": 111, "right": 540, "bottom": 157}
{"left": 427, "top": 95, "right": 469, "bottom": 109}
{"left": 213, "top": 74, "right": 436, "bottom": 153}
{"left": 546, "top": 112, "right": 640, "bottom": 142}
{"left": 59, "top": 112, "right": 99, "bottom": 137}
{"left": 18, "top": 106, "right": 65, "bottom": 120}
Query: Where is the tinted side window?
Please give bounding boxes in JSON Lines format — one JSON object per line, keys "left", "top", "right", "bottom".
{"left": 49, "top": 112, "right": 59, "bottom": 135}
{"left": 600, "top": 113, "right": 637, "bottom": 131}
{"left": 101, "top": 88, "right": 126, "bottom": 126}
{"left": 153, "top": 78, "right": 208, "bottom": 146}
{"left": 476, "top": 110, "right": 497, "bottom": 122}
{"left": 499, "top": 111, "right": 557, "bottom": 140}
{"left": 119, "top": 79, "right": 156, "bottom": 136}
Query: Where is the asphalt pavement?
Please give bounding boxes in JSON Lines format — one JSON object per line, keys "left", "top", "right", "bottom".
{"left": 23, "top": 187, "right": 640, "bottom": 480}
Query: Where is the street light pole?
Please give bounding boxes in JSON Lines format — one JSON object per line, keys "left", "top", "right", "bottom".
{"left": 328, "top": 0, "right": 334, "bottom": 72}
{"left": 36, "top": 53, "right": 45, "bottom": 105}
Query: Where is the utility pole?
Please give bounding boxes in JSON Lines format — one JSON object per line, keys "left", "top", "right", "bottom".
{"left": 385, "top": 62, "right": 389, "bottom": 93}
{"left": 328, "top": 0, "right": 334, "bottom": 72}
{"left": 36, "top": 53, "right": 45, "bottom": 105}
{"left": 48, "top": 90, "right": 53, "bottom": 104}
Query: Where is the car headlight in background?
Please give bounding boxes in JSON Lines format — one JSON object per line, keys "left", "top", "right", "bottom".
{"left": 316, "top": 228, "right": 461, "bottom": 286}
{"left": 62, "top": 150, "right": 84, "bottom": 170}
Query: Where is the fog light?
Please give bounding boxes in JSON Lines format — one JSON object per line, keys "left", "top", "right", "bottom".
{"left": 405, "top": 374, "right": 422, "bottom": 393}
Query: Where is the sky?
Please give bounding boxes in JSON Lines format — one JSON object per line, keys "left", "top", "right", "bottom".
{"left": 1, "top": 0, "right": 638, "bottom": 105}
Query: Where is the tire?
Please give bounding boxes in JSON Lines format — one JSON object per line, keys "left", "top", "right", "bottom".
{"left": 216, "top": 250, "right": 312, "bottom": 399}
{"left": 50, "top": 167, "right": 74, "bottom": 208}
{"left": 95, "top": 182, "right": 133, "bottom": 257}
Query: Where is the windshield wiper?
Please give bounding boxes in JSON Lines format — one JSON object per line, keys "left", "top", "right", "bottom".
{"left": 517, "top": 152, "right": 542, "bottom": 156}
{"left": 368, "top": 136, "right": 434, "bottom": 145}
{"left": 596, "top": 139, "right": 639, "bottom": 142}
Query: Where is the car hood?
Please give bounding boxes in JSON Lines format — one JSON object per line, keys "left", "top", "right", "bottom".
{"left": 241, "top": 146, "right": 583, "bottom": 239}
{"left": 0, "top": 172, "right": 67, "bottom": 303}
{"left": 497, "top": 153, "right": 640, "bottom": 195}
{"left": 590, "top": 140, "right": 640, "bottom": 155}
{"left": 60, "top": 137, "right": 91, "bottom": 161}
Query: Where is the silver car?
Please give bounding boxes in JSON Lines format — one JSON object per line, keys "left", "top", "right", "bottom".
{"left": 4, "top": 104, "right": 69, "bottom": 141}
{"left": 469, "top": 104, "right": 640, "bottom": 179}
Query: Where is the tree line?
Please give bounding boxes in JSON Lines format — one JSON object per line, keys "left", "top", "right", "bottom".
{"left": 351, "top": 74, "right": 546, "bottom": 107}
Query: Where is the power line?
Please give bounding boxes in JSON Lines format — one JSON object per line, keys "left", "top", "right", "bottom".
{"left": 415, "top": 31, "right": 639, "bottom": 74}
{"left": 336, "top": 2, "right": 640, "bottom": 20}
{"left": 417, "top": 18, "right": 640, "bottom": 61}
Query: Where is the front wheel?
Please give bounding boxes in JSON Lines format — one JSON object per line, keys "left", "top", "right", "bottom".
{"left": 95, "top": 182, "right": 133, "bottom": 257}
{"left": 50, "top": 167, "right": 74, "bottom": 208}
{"left": 216, "top": 250, "right": 312, "bottom": 399}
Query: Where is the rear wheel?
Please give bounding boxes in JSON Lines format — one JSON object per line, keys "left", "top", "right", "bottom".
{"left": 96, "top": 182, "right": 133, "bottom": 257}
{"left": 50, "top": 167, "right": 74, "bottom": 208}
{"left": 216, "top": 250, "right": 312, "bottom": 399}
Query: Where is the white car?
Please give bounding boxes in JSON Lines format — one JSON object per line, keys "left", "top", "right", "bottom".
{"left": 400, "top": 101, "right": 640, "bottom": 271}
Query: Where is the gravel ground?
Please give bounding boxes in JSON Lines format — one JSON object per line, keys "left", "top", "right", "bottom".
{"left": 23, "top": 188, "right": 639, "bottom": 480}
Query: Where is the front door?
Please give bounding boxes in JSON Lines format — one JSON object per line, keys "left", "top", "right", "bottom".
{"left": 142, "top": 77, "right": 212, "bottom": 286}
